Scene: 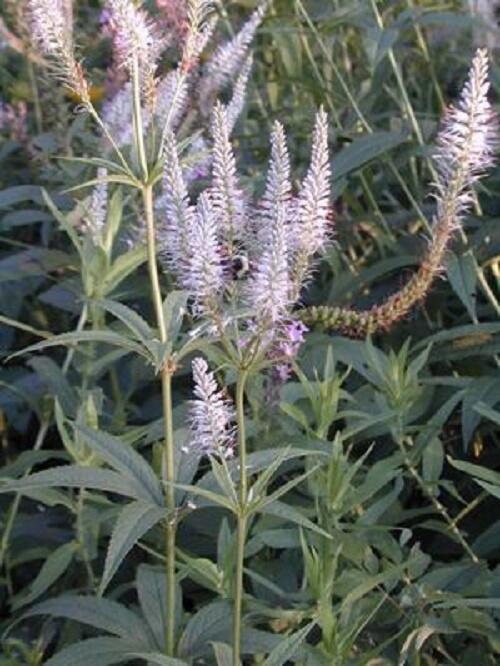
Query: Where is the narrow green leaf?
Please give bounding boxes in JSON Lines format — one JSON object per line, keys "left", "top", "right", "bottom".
{"left": 212, "top": 643, "right": 235, "bottom": 666}
{"left": 179, "top": 600, "right": 232, "bottom": 659}
{"left": 29, "top": 356, "right": 78, "bottom": 416}
{"left": 44, "top": 637, "right": 138, "bottom": 666}
{"left": 75, "top": 425, "right": 164, "bottom": 506}
{"left": 261, "top": 501, "right": 331, "bottom": 539}
{"left": 100, "top": 501, "right": 166, "bottom": 595}
{"left": 137, "top": 564, "right": 182, "bottom": 652}
{"left": 333, "top": 131, "right": 408, "bottom": 181}
{"left": 7, "top": 330, "right": 151, "bottom": 363}
{"left": 102, "top": 246, "right": 148, "bottom": 295}
{"left": 126, "top": 654, "right": 187, "bottom": 666}
{"left": 0, "top": 465, "right": 153, "bottom": 502}
{"left": 11, "top": 542, "right": 76, "bottom": 610}
{"left": 447, "top": 251, "right": 478, "bottom": 322}
{"left": 264, "top": 622, "right": 315, "bottom": 666}
{"left": 94, "top": 299, "right": 152, "bottom": 342}
{"left": 42, "top": 188, "right": 81, "bottom": 255}
{"left": 24, "top": 595, "right": 153, "bottom": 647}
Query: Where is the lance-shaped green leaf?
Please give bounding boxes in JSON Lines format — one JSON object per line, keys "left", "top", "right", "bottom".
{"left": 261, "top": 500, "right": 331, "bottom": 539}
{"left": 100, "top": 501, "right": 166, "bottom": 595}
{"left": 212, "top": 643, "right": 235, "bottom": 666}
{"left": 264, "top": 621, "right": 315, "bottom": 666}
{"left": 28, "top": 356, "right": 78, "bottom": 416}
{"left": 42, "top": 188, "right": 81, "bottom": 256}
{"left": 23, "top": 595, "right": 154, "bottom": 648}
{"left": 94, "top": 299, "right": 153, "bottom": 343}
{"left": 44, "top": 636, "right": 142, "bottom": 666}
{"left": 102, "top": 246, "right": 148, "bottom": 296}
{"left": 11, "top": 542, "right": 77, "bottom": 610}
{"left": 74, "top": 425, "right": 164, "bottom": 506}
{"left": 7, "top": 330, "right": 152, "bottom": 363}
{"left": 250, "top": 465, "right": 321, "bottom": 515}
{"left": 0, "top": 465, "right": 153, "bottom": 502}
{"left": 137, "top": 565, "right": 183, "bottom": 652}
{"left": 126, "top": 655, "right": 188, "bottom": 665}
{"left": 179, "top": 600, "right": 233, "bottom": 659}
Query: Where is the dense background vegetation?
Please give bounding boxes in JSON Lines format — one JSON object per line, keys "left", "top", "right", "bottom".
{"left": 1, "top": 1, "right": 500, "bottom": 664}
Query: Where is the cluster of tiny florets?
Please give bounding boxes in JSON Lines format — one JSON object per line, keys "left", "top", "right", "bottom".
{"left": 189, "top": 357, "right": 235, "bottom": 457}
{"left": 302, "top": 49, "right": 497, "bottom": 337}
{"left": 86, "top": 168, "right": 108, "bottom": 244}
{"left": 159, "top": 106, "right": 333, "bottom": 342}
{"left": 28, "top": 0, "right": 90, "bottom": 104}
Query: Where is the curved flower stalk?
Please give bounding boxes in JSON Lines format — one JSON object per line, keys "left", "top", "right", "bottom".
{"left": 301, "top": 49, "right": 497, "bottom": 337}
{"left": 27, "top": 0, "right": 90, "bottom": 105}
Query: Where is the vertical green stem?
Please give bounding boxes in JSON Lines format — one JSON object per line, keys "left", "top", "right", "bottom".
{"left": 233, "top": 369, "right": 249, "bottom": 666}
{"left": 142, "top": 184, "right": 176, "bottom": 655}
{"left": 26, "top": 60, "right": 43, "bottom": 135}
{"left": 132, "top": 55, "right": 149, "bottom": 182}
{"left": 162, "top": 368, "right": 177, "bottom": 655}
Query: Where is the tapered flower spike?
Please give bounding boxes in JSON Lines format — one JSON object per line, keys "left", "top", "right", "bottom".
{"left": 225, "top": 54, "right": 253, "bottom": 134}
{"left": 155, "top": 69, "right": 189, "bottom": 132}
{"left": 182, "top": 0, "right": 215, "bottom": 73}
{"left": 183, "top": 193, "right": 225, "bottom": 316}
{"left": 200, "top": 1, "right": 268, "bottom": 101}
{"left": 294, "top": 107, "right": 332, "bottom": 257}
{"left": 28, "top": 0, "right": 90, "bottom": 105}
{"left": 254, "top": 120, "right": 292, "bottom": 249}
{"left": 105, "top": 0, "right": 161, "bottom": 107}
{"left": 248, "top": 122, "right": 292, "bottom": 324}
{"left": 210, "top": 101, "right": 246, "bottom": 254}
{"left": 87, "top": 168, "right": 108, "bottom": 243}
{"left": 302, "top": 49, "right": 497, "bottom": 337}
{"left": 287, "top": 108, "right": 332, "bottom": 302}
{"left": 189, "top": 357, "right": 235, "bottom": 457}
{"left": 159, "top": 130, "right": 196, "bottom": 276}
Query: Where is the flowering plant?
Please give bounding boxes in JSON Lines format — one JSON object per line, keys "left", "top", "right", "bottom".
{"left": 0, "top": 1, "right": 498, "bottom": 665}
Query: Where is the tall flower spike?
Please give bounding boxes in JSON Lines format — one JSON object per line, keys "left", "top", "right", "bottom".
{"left": 160, "top": 130, "right": 196, "bottom": 276}
{"left": 189, "top": 357, "right": 235, "bottom": 457}
{"left": 210, "top": 101, "right": 246, "bottom": 254}
{"left": 225, "top": 54, "right": 253, "bottom": 134}
{"left": 155, "top": 69, "right": 189, "bottom": 133}
{"left": 182, "top": 0, "right": 215, "bottom": 73}
{"left": 301, "top": 49, "right": 497, "bottom": 336}
{"left": 183, "top": 193, "right": 225, "bottom": 316}
{"left": 248, "top": 123, "right": 292, "bottom": 324}
{"left": 87, "top": 168, "right": 108, "bottom": 243}
{"left": 291, "top": 107, "right": 332, "bottom": 297}
{"left": 105, "top": 0, "right": 161, "bottom": 107}
{"left": 200, "top": 1, "right": 268, "bottom": 102}
{"left": 28, "top": 0, "right": 90, "bottom": 105}
{"left": 254, "top": 120, "right": 292, "bottom": 249}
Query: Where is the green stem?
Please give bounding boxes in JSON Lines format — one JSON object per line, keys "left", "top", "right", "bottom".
{"left": 26, "top": 60, "right": 43, "bottom": 135}
{"left": 162, "top": 368, "right": 177, "bottom": 656}
{"left": 76, "top": 487, "right": 95, "bottom": 590}
{"left": 233, "top": 369, "right": 249, "bottom": 666}
{"left": 142, "top": 184, "right": 176, "bottom": 655}
{"left": 132, "top": 55, "right": 149, "bottom": 182}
